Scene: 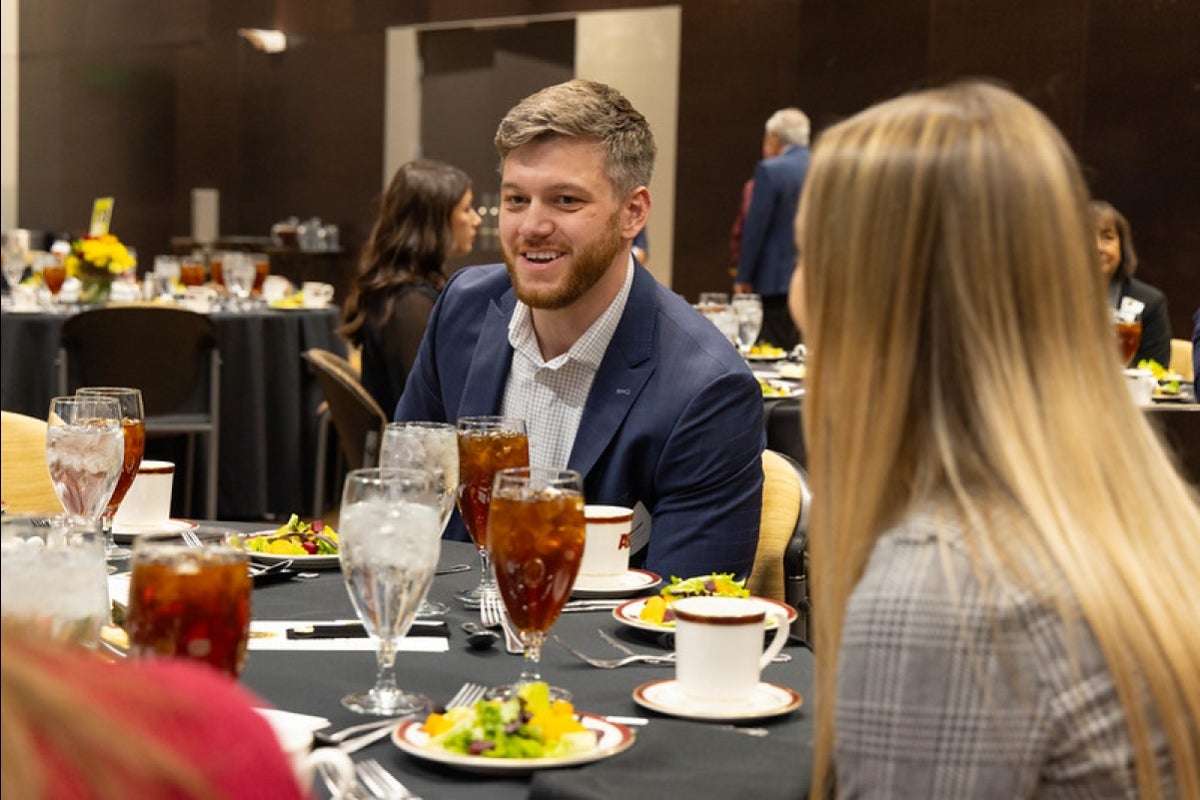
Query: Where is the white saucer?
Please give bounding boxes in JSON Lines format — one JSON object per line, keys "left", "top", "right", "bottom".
{"left": 572, "top": 569, "right": 661, "bottom": 598}
{"left": 632, "top": 678, "right": 802, "bottom": 722}
{"left": 112, "top": 518, "right": 199, "bottom": 543}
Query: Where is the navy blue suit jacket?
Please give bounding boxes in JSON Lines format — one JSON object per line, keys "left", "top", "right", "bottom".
{"left": 736, "top": 145, "right": 811, "bottom": 296}
{"left": 395, "top": 262, "right": 765, "bottom": 580}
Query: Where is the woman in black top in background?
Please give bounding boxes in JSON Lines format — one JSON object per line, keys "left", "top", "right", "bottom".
{"left": 1092, "top": 200, "right": 1172, "bottom": 367}
{"left": 341, "top": 159, "right": 481, "bottom": 415}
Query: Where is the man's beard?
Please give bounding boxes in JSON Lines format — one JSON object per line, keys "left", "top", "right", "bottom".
{"left": 504, "top": 211, "right": 623, "bottom": 310}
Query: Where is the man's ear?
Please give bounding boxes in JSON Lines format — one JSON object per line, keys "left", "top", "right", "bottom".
{"left": 623, "top": 187, "right": 651, "bottom": 238}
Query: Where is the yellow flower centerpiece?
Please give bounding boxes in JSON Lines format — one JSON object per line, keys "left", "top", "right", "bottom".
{"left": 65, "top": 234, "right": 135, "bottom": 303}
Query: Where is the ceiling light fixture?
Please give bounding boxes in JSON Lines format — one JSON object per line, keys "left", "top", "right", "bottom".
{"left": 238, "top": 28, "right": 287, "bottom": 54}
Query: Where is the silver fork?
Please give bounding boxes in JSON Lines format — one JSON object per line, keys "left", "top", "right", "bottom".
{"left": 357, "top": 759, "right": 421, "bottom": 800}
{"left": 479, "top": 590, "right": 503, "bottom": 628}
{"left": 553, "top": 635, "right": 675, "bottom": 668}
{"left": 180, "top": 527, "right": 203, "bottom": 548}
{"left": 598, "top": 628, "right": 792, "bottom": 664}
{"left": 442, "top": 680, "right": 488, "bottom": 710}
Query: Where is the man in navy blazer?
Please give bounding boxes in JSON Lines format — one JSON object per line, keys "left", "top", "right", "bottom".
{"left": 396, "top": 80, "right": 764, "bottom": 581}
{"left": 736, "top": 108, "right": 812, "bottom": 350}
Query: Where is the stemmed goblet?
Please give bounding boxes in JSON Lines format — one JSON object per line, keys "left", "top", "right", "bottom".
{"left": 732, "top": 293, "right": 764, "bottom": 354}
{"left": 45, "top": 396, "right": 124, "bottom": 537}
{"left": 455, "top": 416, "right": 529, "bottom": 606}
{"left": 76, "top": 387, "right": 145, "bottom": 560}
{"left": 488, "top": 467, "right": 586, "bottom": 702}
{"left": 338, "top": 467, "right": 442, "bottom": 715}
{"left": 380, "top": 421, "right": 458, "bottom": 616}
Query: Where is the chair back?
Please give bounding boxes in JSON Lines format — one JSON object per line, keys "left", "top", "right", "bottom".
{"left": 1169, "top": 338, "right": 1194, "bottom": 383}
{"left": 303, "top": 349, "right": 388, "bottom": 470}
{"left": 58, "top": 306, "right": 220, "bottom": 417}
{"left": 57, "top": 306, "right": 222, "bottom": 519}
{"left": 763, "top": 396, "right": 807, "bottom": 470}
{"left": 1147, "top": 406, "right": 1200, "bottom": 488}
{"left": 747, "top": 449, "right": 810, "bottom": 603}
{"left": 1, "top": 411, "right": 64, "bottom": 514}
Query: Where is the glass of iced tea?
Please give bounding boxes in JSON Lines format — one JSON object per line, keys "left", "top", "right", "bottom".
{"left": 180, "top": 256, "right": 206, "bottom": 287}
{"left": 76, "top": 387, "right": 145, "bottom": 560}
{"left": 488, "top": 467, "right": 585, "bottom": 701}
{"left": 1115, "top": 316, "right": 1143, "bottom": 367}
{"left": 125, "top": 529, "right": 252, "bottom": 678}
{"left": 455, "top": 416, "right": 529, "bottom": 605}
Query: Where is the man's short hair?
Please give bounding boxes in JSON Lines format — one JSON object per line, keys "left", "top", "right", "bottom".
{"left": 766, "top": 107, "right": 811, "bottom": 148}
{"left": 494, "top": 79, "right": 656, "bottom": 197}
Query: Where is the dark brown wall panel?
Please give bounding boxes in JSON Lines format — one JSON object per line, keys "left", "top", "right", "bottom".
{"left": 14, "top": 0, "right": 1200, "bottom": 333}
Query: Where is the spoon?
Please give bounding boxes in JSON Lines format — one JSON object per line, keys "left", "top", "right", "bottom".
{"left": 460, "top": 621, "right": 500, "bottom": 651}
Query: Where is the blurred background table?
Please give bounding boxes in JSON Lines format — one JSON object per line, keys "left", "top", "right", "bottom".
{"left": 1, "top": 305, "right": 347, "bottom": 520}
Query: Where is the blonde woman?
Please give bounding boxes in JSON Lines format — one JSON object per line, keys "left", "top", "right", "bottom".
{"left": 790, "top": 82, "right": 1199, "bottom": 797}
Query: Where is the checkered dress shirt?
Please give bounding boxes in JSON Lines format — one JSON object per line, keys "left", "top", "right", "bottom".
{"left": 501, "top": 257, "right": 634, "bottom": 469}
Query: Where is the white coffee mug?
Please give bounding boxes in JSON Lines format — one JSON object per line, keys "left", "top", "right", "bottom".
{"left": 302, "top": 281, "right": 334, "bottom": 308}
{"left": 112, "top": 460, "right": 175, "bottom": 528}
{"left": 673, "top": 595, "right": 789, "bottom": 702}
{"left": 262, "top": 275, "right": 290, "bottom": 303}
{"left": 257, "top": 710, "right": 355, "bottom": 799}
{"left": 1123, "top": 367, "right": 1157, "bottom": 406}
{"left": 580, "top": 505, "right": 633, "bottom": 578}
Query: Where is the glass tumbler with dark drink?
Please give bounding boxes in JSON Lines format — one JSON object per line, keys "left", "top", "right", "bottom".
{"left": 126, "top": 530, "right": 252, "bottom": 678}
{"left": 1115, "top": 317, "right": 1143, "bottom": 367}
{"left": 488, "top": 467, "right": 586, "bottom": 701}
{"left": 455, "top": 416, "right": 529, "bottom": 605}
{"left": 76, "top": 387, "right": 145, "bottom": 560}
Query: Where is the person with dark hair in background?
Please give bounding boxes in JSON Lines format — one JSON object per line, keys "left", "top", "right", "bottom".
{"left": 1092, "top": 199, "right": 1171, "bottom": 367}
{"left": 735, "top": 107, "right": 811, "bottom": 350}
{"left": 341, "top": 158, "right": 482, "bottom": 415}
{"left": 397, "top": 79, "right": 763, "bottom": 581}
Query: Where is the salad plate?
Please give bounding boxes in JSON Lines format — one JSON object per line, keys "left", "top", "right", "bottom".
{"left": 392, "top": 713, "right": 635, "bottom": 775}
{"left": 744, "top": 352, "right": 787, "bottom": 363}
{"left": 571, "top": 569, "right": 661, "bottom": 599}
{"left": 632, "top": 679, "right": 801, "bottom": 722}
{"left": 614, "top": 595, "right": 797, "bottom": 633}
{"left": 112, "top": 518, "right": 198, "bottom": 543}
{"left": 244, "top": 531, "right": 340, "bottom": 569}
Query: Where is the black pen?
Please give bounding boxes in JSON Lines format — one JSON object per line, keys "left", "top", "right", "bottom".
{"left": 286, "top": 620, "right": 449, "bottom": 639}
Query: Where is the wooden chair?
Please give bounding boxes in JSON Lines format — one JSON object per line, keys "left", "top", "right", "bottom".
{"left": 58, "top": 306, "right": 221, "bottom": 519}
{"left": 747, "top": 449, "right": 810, "bottom": 603}
{"left": 1, "top": 411, "right": 64, "bottom": 514}
{"left": 304, "top": 349, "right": 387, "bottom": 515}
{"left": 1169, "top": 338, "right": 1194, "bottom": 383}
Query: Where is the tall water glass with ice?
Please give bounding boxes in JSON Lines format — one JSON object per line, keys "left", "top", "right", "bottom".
{"left": 45, "top": 396, "right": 124, "bottom": 535}
{"left": 380, "top": 421, "right": 458, "bottom": 616}
{"left": 338, "top": 467, "right": 442, "bottom": 715}
{"left": 732, "top": 293, "right": 764, "bottom": 353}
{"left": 1, "top": 514, "right": 109, "bottom": 647}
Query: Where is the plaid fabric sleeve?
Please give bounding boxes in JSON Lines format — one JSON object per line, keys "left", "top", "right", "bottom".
{"left": 833, "top": 514, "right": 1148, "bottom": 798}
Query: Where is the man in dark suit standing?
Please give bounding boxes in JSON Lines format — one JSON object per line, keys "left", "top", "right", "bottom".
{"left": 736, "top": 108, "right": 811, "bottom": 350}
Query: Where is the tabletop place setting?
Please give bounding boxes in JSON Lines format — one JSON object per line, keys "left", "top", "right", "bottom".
{"left": 2, "top": 408, "right": 811, "bottom": 800}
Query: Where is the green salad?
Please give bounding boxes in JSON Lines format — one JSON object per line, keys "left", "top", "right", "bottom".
{"left": 421, "top": 682, "right": 597, "bottom": 759}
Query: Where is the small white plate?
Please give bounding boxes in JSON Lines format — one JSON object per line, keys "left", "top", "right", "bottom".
{"left": 112, "top": 518, "right": 198, "bottom": 543}
{"left": 613, "top": 595, "right": 797, "bottom": 633}
{"left": 571, "top": 569, "right": 661, "bottom": 598}
{"left": 633, "top": 679, "right": 801, "bottom": 722}
{"left": 244, "top": 530, "right": 341, "bottom": 569}
{"left": 391, "top": 713, "right": 635, "bottom": 775}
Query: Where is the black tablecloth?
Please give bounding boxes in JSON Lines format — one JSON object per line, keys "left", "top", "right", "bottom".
{"left": 0, "top": 306, "right": 346, "bottom": 519}
{"left": 239, "top": 538, "right": 814, "bottom": 800}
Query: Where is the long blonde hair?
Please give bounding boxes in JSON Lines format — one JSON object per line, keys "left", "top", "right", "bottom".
{"left": 799, "top": 81, "right": 1200, "bottom": 797}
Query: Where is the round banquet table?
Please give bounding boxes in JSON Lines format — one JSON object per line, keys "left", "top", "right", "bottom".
{"left": 237, "top": 537, "right": 814, "bottom": 800}
{"left": 0, "top": 305, "right": 347, "bottom": 520}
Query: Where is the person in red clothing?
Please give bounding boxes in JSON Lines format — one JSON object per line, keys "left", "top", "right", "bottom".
{"left": 0, "top": 620, "right": 306, "bottom": 800}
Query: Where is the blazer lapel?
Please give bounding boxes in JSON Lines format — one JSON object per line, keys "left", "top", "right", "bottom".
{"left": 568, "top": 267, "right": 658, "bottom": 476}
{"left": 459, "top": 291, "right": 516, "bottom": 417}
